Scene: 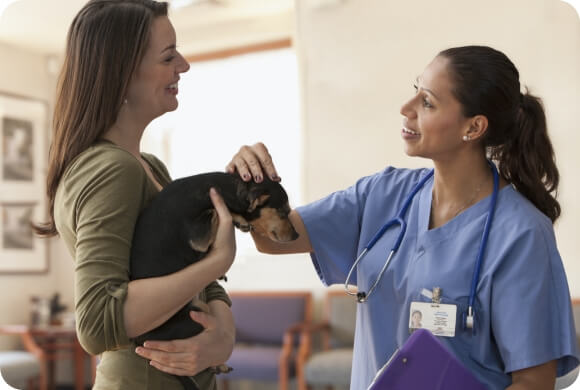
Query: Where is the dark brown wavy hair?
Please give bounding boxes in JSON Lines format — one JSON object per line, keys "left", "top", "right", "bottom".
{"left": 439, "top": 46, "right": 560, "bottom": 223}
{"left": 34, "top": 0, "right": 168, "bottom": 236}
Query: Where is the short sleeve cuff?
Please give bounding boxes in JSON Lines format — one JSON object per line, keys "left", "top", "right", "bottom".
{"left": 203, "top": 281, "right": 232, "bottom": 307}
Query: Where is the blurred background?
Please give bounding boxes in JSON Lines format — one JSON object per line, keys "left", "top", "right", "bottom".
{"left": 0, "top": 0, "right": 579, "bottom": 389}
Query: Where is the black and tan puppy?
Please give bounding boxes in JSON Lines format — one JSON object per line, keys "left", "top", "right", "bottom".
{"left": 129, "top": 172, "right": 298, "bottom": 390}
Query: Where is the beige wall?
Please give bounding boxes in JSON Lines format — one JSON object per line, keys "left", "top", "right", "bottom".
{"left": 295, "top": 0, "right": 580, "bottom": 296}
{"left": 0, "top": 42, "right": 71, "bottom": 350}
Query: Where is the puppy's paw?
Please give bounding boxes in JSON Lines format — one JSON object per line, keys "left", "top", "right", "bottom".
{"left": 233, "top": 221, "right": 252, "bottom": 232}
{"left": 191, "top": 297, "right": 210, "bottom": 314}
{"left": 232, "top": 214, "right": 252, "bottom": 232}
{"left": 212, "top": 364, "right": 233, "bottom": 375}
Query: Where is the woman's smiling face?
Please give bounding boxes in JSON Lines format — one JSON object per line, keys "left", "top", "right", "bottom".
{"left": 124, "top": 16, "right": 190, "bottom": 121}
{"left": 399, "top": 55, "right": 472, "bottom": 162}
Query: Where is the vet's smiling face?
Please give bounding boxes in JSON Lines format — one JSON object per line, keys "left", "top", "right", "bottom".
{"left": 399, "top": 55, "right": 471, "bottom": 161}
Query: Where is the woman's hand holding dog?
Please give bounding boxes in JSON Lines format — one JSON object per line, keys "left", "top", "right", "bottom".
{"left": 226, "top": 142, "right": 280, "bottom": 183}
{"left": 136, "top": 300, "right": 235, "bottom": 376}
{"left": 208, "top": 187, "right": 236, "bottom": 272}
{"left": 134, "top": 191, "right": 236, "bottom": 376}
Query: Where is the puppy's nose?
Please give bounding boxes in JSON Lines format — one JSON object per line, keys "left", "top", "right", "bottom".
{"left": 291, "top": 230, "right": 299, "bottom": 240}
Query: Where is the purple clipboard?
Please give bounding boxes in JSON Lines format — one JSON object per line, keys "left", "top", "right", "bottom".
{"left": 367, "top": 329, "right": 487, "bottom": 390}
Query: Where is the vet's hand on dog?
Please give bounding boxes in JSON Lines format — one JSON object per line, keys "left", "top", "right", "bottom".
{"left": 226, "top": 142, "right": 280, "bottom": 183}
{"left": 136, "top": 307, "right": 232, "bottom": 376}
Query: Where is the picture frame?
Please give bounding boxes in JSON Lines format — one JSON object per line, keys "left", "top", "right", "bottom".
{"left": 0, "top": 92, "right": 48, "bottom": 273}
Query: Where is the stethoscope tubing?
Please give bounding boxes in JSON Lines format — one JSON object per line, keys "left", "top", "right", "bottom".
{"left": 466, "top": 160, "right": 500, "bottom": 323}
{"left": 345, "top": 162, "right": 500, "bottom": 332}
{"left": 345, "top": 170, "right": 434, "bottom": 301}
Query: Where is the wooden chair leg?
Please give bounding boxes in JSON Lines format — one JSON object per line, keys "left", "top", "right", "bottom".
{"left": 38, "top": 358, "right": 49, "bottom": 390}
{"left": 26, "top": 376, "right": 38, "bottom": 390}
{"left": 91, "top": 355, "right": 99, "bottom": 384}
{"left": 297, "top": 370, "right": 308, "bottom": 390}
{"left": 279, "top": 365, "right": 288, "bottom": 390}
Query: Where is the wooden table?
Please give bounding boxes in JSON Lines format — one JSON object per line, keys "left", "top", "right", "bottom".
{"left": 0, "top": 324, "right": 95, "bottom": 390}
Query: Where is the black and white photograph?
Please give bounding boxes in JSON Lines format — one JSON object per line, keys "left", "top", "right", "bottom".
{"left": 1, "top": 202, "right": 34, "bottom": 250}
{"left": 2, "top": 117, "right": 34, "bottom": 181}
{"left": 0, "top": 93, "right": 47, "bottom": 273}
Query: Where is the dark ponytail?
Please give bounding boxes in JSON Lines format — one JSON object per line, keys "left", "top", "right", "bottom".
{"left": 493, "top": 91, "right": 560, "bottom": 222}
{"left": 439, "top": 46, "right": 561, "bottom": 223}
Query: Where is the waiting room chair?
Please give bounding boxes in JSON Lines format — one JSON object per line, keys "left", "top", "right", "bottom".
{"left": 573, "top": 299, "right": 580, "bottom": 349}
{"left": 297, "top": 289, "right": 357, "bottom": 390}
{"left": 0, "top": 350, "right": 43, "bottom": 390}
{"left": 0, "top": 328, "right": 47, "bottom": 390}
{"left": 219, "top": 291, "right": 313, "bottom": 390}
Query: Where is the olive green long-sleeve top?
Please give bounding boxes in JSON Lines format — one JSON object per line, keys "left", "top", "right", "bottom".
{"left": 54, "top": 141, "right": 230, "bottom": 389}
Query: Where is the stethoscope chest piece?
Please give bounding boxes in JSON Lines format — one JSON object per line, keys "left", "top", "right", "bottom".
{"left": 344, "top": 161, "right": 500, "bottom": 334}
{"left": 356, "top": 292, "right": 368, "bottom": 303}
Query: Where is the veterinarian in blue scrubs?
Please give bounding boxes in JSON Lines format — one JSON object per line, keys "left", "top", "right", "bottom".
{"left": 227, "top": 46, "right": 580, "bottom": 389}
{"left": 35, "top": 1, "right": 236, "bottom": 389}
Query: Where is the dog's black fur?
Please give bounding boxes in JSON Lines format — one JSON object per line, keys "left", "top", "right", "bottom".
{"left": 129, "top": 172, "right": 298, "bottom": 390}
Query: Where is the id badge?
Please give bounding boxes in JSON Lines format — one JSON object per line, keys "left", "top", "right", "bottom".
{"left": 409, "top": 301, "right": 457, "bottom": 337}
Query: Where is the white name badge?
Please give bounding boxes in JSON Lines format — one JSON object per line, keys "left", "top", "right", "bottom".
{"left": 409, "top": 301, "right": 457, "bottom": 337}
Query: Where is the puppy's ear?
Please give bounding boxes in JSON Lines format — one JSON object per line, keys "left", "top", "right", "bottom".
{"left": 247, "top": 190, "right": 270, "bottom": 213}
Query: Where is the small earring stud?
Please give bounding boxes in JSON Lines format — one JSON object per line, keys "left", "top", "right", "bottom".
{"left": 462, "top": 135, "right": 470, "bottom": 141}
{"left": 123, "top": 98, "right": 128, "bottom": 104}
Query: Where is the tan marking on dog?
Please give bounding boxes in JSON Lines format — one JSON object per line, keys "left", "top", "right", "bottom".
{"left": 248, "top": 194, "right": 270, "bottom": 213}
{"left": 250, "top": 207, "right": 298, "bottom": 242}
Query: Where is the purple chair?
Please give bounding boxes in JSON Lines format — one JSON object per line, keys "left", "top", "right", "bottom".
{"left": 297, "top": 289, "right": 356, "bottom": 390}
{"left": 220, "top": 291, "right": 313, "bottom": 390}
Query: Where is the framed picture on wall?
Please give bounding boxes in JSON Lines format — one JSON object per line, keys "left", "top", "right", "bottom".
{"left": 0, "top": 92, "right": 48, "bottom": 273}
{"left": 2, "top": 117, "right": 35, "bottom": 181}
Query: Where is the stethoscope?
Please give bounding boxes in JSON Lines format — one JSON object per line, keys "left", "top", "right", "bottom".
{"left": 344, "top": 160, "right": 499, "bottom": 331}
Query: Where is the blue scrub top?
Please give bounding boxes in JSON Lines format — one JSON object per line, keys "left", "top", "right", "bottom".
{"left": 296, "top": 166, "right": 579, "bottom": 390}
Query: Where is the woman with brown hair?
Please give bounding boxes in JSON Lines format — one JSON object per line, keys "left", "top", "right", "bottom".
{"left": 35, "top": 1, "right": 236, "bottom": 388}
{"left": 228, "top": 46, "right": 580, "bottom": 389}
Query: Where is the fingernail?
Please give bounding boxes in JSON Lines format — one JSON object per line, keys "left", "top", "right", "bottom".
{"left": 255, "top": 175, "right": 263, "bottom": 182}
{"left": 270, "top": 174, "right": 279, "bottom": 181}
{"left": 242, "top": 173, "right": 250, "bottom": 181}
{"left": 135, "top": 347, "right": 142, "bottom": 354}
